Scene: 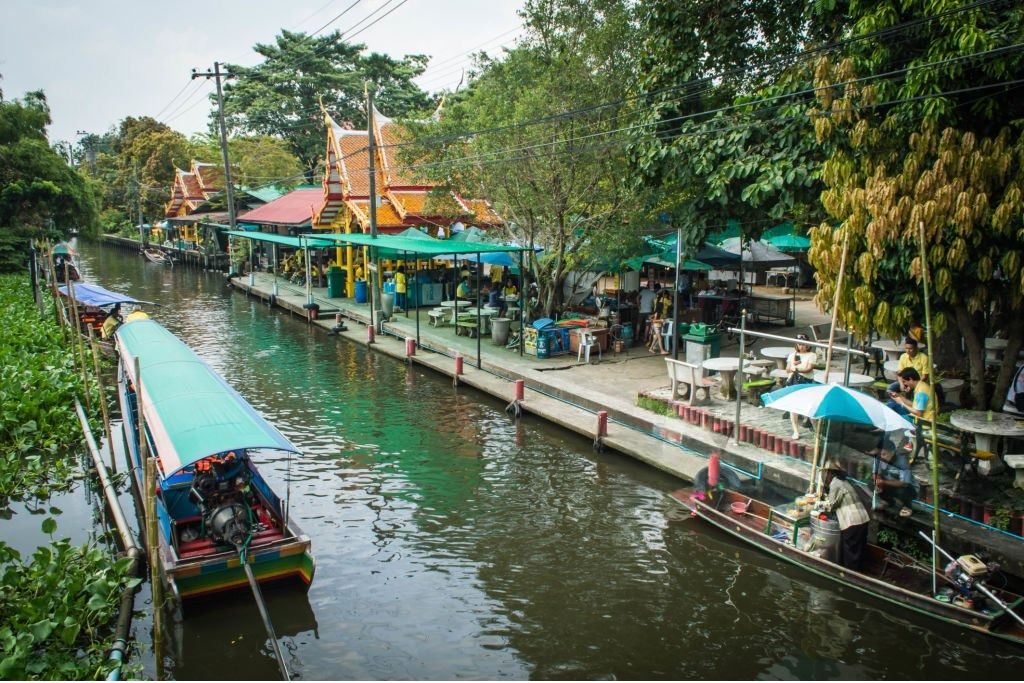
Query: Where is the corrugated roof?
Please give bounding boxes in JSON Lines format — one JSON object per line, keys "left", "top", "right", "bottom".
{"left": 237, "top": 188, "right": 322, "bottom": 226}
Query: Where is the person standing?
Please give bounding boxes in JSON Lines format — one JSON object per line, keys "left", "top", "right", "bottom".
{"left": 785, "top": 334, "right": 817, "bottom": 440}
{"left": 822, "top": 459, "right": 870, "bottom": 571}
{"left": 394, "top": 265, "right": 407, "bottom": 312}
{"left": 638, "top": 284, "right": 656, "bottom": 344}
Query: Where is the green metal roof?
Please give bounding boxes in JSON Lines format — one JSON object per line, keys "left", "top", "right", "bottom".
{"left": 226, "top": 230, "right": 334, "bottom": 249}
{"left": 116, "top": 319, "right": 299, "bottom": 475}
{"left": 311, "top": 232, "right": 531, "bottom": 257}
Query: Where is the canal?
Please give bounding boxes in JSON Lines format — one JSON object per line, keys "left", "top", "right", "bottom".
{"left": 48, "top": 242, "right": 1020, "bottom": 678}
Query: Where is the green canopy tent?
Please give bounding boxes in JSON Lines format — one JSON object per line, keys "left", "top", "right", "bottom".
{"left": 225, "top": 231, "right": 334, "bottom": 304}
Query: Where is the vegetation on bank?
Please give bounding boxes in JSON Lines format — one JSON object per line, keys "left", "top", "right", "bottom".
{"left": 0, "top": 273, "right": 136, "bottom": 679}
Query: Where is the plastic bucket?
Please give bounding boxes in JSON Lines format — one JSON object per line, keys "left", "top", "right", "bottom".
{"left": 491, "top": 317, "right": 511, "bottom": 346}
{"left": 809, "top": 515, "right": 841, "bottom": 563}
{"left": 354, "top": 280, "right": 368, "bottom": 304}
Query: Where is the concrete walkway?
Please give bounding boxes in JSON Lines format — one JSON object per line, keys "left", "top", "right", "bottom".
{"left": 230, "top": 272, "right": 1024, "bottom": 576}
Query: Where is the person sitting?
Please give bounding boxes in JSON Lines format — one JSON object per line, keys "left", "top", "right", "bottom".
{"left": 785, "top": 334, "right": 817, "bottom": 440}
{"left": 872, "top": 440, "right": 917, "bottom": 518}
{"left": 125, "top": 310, "right": 149, "bottom": 323}
{"left": 485, "top": 285, "right": 503, "bottom": 312}
{"left": 502, "top": 278, "right": 518, "bottom": 298}
{"left": 888, "top": 367, "right": 936, "bottom": 423}
{"left": 885, "top": 337, "right": 930, "bottom": 409}
{"left": 456, "top": 275, "right": 472, "bottom": 302}
{"left": 1004, "top": 362, "right": 1024, "bottom": 417}
{"left": 821, "top": 458, "right": 870, "bottom": 571}
{"left": 101, "top": 304, "right": 123, "bottom": 339}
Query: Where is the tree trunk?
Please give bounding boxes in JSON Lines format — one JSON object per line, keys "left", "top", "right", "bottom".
{"left": 955, "top": 304, "right": 988, "bottom": 409}
{"left": 991, "top": 315, "right": 1024, "bottom": 410}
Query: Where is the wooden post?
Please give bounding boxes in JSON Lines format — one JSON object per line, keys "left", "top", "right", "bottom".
{"left": 919, "top": 221, "right": 942, "bottom": 549}
{"left": 135, "top": 357, "right": 164, "bottom": 680}
{"left": 86, "top": 327, "right": 116, "bottom": 473}
{"left": 66, "top": 279, "right": 93, "bottom": 415}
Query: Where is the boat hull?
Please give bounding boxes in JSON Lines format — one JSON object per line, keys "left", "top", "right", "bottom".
{"left": 670, "top": 488, "right": 1024, "bottom": 646}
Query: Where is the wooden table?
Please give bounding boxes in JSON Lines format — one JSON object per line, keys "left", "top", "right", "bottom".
{"left": 703, "top": 357, "right": 741, "bottom": 399}
{"left": 760, "top": 346, "right": 793, "bottom": 370}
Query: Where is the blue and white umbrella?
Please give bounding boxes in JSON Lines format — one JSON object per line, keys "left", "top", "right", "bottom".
{"left": 762, "top": 383, "right": 914, "bottom": 432}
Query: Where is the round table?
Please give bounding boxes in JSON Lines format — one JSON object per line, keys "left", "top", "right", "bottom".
{"left": 871, "top": 339, "right": 902, "bottom": 363}
{"left": 464, "top": 307, "right": 500, "bottom": 333}
{"left": 883, "top": 359, "right": 900, "bottom": 380}
{"left": 813, "top": 371, "right": 876, "bottom": 389}
{"left": 949, "top": 410, "right": 1024, "bottom": 457}
{"left": 440, "top": 300, "right": 469, "bottom": 324}
{"left": 760, "top": 346, "right": 794, "bottom": 370}
{"left": 703, "top": 357, "right": 741, "bottom": 399}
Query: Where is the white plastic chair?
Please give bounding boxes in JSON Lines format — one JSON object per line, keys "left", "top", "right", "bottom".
{"left": 661, "top": 321, "right": 674, "bottom": 354}
{"left": 577, "top": 330, "right": 602, "bottom": 363}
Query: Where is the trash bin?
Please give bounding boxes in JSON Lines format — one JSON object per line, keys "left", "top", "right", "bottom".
{"left": 381, "top": 292, "right": 395, "bottom": 317}
{"left": 684, "top": 323, "right": 721, "bottom": 372}
{"left": 809, "top": 515, "right": 841, "bottom": 563}
{"left": 491, "top": 317, "right": 511, "bottom": 346}
{"left": 326, "top": 266, "right": 345, "bottom": 298}
{"left": 354, "top": 279, "right": 368, "bottom": 304}
{"left": 621, "top": 322, "right": 634, "bottom": 347}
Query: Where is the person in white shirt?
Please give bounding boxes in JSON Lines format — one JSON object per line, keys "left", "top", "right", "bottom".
{"left": 638, "top": 285, "right": 657, "bottom": 344}
{"left": 785, "top": 334, "right": 817, "bottom": 440}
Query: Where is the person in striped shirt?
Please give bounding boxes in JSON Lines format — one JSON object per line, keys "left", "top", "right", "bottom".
{"left": 822, "top": 459, "right": 870, "bottom": 571}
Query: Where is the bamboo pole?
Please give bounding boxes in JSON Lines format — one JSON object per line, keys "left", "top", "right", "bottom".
{"left": 809, "top": 232, "right": 850, "bottom": 493}
{"left": 86, "top": 326, "right": 116, "bottom": 473}
{"left": 66, "top": 278, "right": 93, "bottom": 415}
{"left": 135, "top": 357, "right": 164, "bottom": 680}
{"left": 919, "top": 222, "right": 942, "bottom": 548}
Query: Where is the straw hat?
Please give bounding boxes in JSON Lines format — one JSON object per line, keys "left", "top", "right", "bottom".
{"left": 822, "top": 458, "right": 844, "bottom": 472}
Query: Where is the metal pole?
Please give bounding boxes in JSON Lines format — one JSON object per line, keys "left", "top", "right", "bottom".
{"left": 476, "top": 252, "right": 482, "bottom": 368}
{"left": 733, "top": 312, "right": 746, "bottom": 445}
{"left": 243, "top": 563, "right": 290, "bottom": 680}
{"left": 135, "top": 357, "right": 164, "bottom": 681}
{"left": 367, "top": 86, "right": 381, "bottom": 322}
{"left": 672, "top": 227, "right": 682, "bottom": 360}
{"left": 67, "top": 277, "right": 93, "bottom": 414}
{"left": 86, "top": 327, "right": 115, "bottom": 473}
{"left": 919, "top": 221, "right": 942, "bottom": 547}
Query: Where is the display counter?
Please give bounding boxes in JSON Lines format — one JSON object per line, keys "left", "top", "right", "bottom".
{"left": 749, "top": 294, "right": 792, "bottom": 325}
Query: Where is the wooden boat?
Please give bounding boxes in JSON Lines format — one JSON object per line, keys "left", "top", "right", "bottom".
{"left": 115, "top": 319, "right": 314, "bottom": 602}
{"left": 670, "top": 486, "right": 1024, "bottom": 646}
{"left": 57, "top": 282, "right": 153, "bottom": 356}
{"left": 52, "top": 242, "right": 81, "bottom": 282}
{"left": 143, "top": 247, "right": 172, "bottom": 265}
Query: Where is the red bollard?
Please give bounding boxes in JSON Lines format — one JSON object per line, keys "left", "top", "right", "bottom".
{"left": 597, "top": 410, "right": 608, "bottom": 437}
{"left": 336, "top": 313, "right": 343, "bottom": 326}
{"left": 712, "top": 418, "right": 721, "bottom": 433}
{"left": 515, "top": 379, "right": 524, "bottom": 402}
{"left": 775, "top": 439, "right": 785, "bottom": 455}
{"left": 739, "top": 425, "right": 749, "bottom": 442}
{"left": 367, "top": 325, "right": 375, "bottom": 344}
{"left": 455, "top": 353, "right": 464, "bottom": 376}
{"left": 766, "top": 434, "right": 776, "bottom": 451}
{"left": 405, "top": 337, "right": 416, "bottom": 357}
{"left": 676, "top": 403, "right": 685, "bottom": 418}
{"left": 708, "top": 452, "right": 720, "bottom": 487}
{"left": 788, "top": 441, "right": 800, "bottom": 457}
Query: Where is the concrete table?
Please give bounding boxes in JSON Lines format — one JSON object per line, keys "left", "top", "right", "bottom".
{"left": 464, "top": 307, "right": 499, "bottom": 334}
{"left": 949, "top": 410, "right": 1024, "bottom": 462}
{"left": 440, "top": 300, "right": 470, "bottom": 324}
{"left": 813, "top": 371, "right": 876, "bottom": 389}
{"left": 703, "top": 356, "right": 742, "bottom": 399}
{"left": 760, "top": 346, "right": 794, "bottom": 370}
{"left": 871, "top": 339, "right": 902, "bottom": 363}
{"left": 883, "top": 359, "right": 900, "bottom": 381}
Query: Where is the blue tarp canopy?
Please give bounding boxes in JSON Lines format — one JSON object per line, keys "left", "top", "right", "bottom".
{"left": 59, "top": 283, "right": 152, "bottom": 307}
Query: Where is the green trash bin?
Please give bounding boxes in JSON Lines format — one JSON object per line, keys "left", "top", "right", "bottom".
{"left": 683, "top": 324, "right": 721, "bottom": 367}
{"left": 326, "top": 266, "right": 345, "bottom": 298}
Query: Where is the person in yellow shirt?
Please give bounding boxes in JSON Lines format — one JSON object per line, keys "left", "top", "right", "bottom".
{"left": 101, "top": 304, "right": 123, "bottom": 339}
{"left": 394, "top": 265, "right": 407, "bottom": 311}
{"left": 897, "top": 337, "right": 930, "bottom": 382}
{"left": 889, "top": 367, "right": 936, "bottom": 422}
{"left": 125, "top": 310, "right": 150, "bottom": 323}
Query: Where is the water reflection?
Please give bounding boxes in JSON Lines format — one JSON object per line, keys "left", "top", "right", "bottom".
{"left": 64, "top": 241, "right": 1024, "bottom": 680}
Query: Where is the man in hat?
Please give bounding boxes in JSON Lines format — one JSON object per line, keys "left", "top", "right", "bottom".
{"left": 822, "top": 458, "right": 870, "bottom": 571}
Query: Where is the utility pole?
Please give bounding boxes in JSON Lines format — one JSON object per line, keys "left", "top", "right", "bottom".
{"left": 192, "top": 62, "right": 238, "bottom": 235}
{"left": 366, "top": 85, "right": 381, "bottom": 325}
{"left": 133, "top": 160, "right": 145, "bottom": 247}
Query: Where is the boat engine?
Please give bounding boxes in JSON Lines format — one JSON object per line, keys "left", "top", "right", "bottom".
{"left": 945, "top": 554, "right": 998, "bottom": 598}
{"left": 189, "top": 454, "right": 254, "bottom": 548}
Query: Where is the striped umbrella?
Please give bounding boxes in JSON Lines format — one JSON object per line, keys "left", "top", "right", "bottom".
{"left": 762, "top": 383, "right": 914, "bottom": 432}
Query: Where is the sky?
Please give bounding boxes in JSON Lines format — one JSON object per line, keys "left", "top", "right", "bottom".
{"left": 0, "top": 0, "right": 525, "bottom": 145}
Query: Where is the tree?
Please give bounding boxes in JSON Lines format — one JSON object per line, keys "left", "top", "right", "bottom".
{"left": 405, "top": 0, "right": 645, "bottom": 316}
{"left": 808, "top": 0, "right": 1024, "bottom": 409}
{"left": 628, "top": 0, "right": 841, "bottom": 254}
{"left": 0, "top": 85, "right": 98, "bottom": 271}
{"left": 221, "top": 30, "right": 430, "bottom": 180}
{"left": 192, "top": 134, "right": 304, "bottom": 191}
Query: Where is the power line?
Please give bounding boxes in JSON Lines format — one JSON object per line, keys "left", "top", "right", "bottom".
{"left": 310, "top": 0, "right": 363, "bottom": 37}
{"left": 343, "top": 0, "right": 411, "bottom": 40}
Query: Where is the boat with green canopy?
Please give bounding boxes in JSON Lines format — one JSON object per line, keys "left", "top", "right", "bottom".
{"left": 115, "top": 318, "right": 314, "bottom": 602}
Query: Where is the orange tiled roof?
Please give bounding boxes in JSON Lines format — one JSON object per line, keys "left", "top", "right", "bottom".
{"left": 194, "top": 162, "right": 223, "bottom": 193}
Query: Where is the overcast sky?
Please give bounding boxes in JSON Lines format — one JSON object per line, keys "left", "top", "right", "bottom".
{"left": 0, "top": 0, "right": 525, "bottom": 145}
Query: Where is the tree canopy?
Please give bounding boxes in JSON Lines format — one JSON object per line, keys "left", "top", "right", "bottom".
{"left": 0, "top": 83, "right": 97, "bottom": 272}
{"left": 221, "top": 30, "right": 431, "bottom": 181}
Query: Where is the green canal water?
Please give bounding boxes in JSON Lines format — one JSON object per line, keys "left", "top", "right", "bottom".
{"left": 28, "top": 241, "right": 1018, "bottom": 679}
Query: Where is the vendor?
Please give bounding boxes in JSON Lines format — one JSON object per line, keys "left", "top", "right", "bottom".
{"left": 101, "top": 304, "right": 123, "bottom": 339}
{"left": 872, "top": 440, "right": 916, "bottom": 518}
{"left": 822, "top": 459, "right": 870, "bottom": 571}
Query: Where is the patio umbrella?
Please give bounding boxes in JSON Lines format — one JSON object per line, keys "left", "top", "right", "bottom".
{"left": 762, "top": 383, "right": 914, "bottom": 432}
{"left": 717, "top": 237, "right": 797, "bottom": 268}
{"left": 766, "top": 233, "right": 811, "bottom": 252}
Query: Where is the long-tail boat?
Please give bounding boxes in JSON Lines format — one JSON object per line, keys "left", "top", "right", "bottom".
{"left": 670, "top": 485, "right": 1024, "bottom": 646}
{"left": 57, "top": 282, "right": 153, "bottom": 356}
{"left": 115, "top": 318, "right": 314, "bottom": 603}
{"left": 52, "top": 242, "right": 81, "bottom": 282}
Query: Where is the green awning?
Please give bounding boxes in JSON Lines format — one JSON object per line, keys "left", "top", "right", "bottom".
{"left": 310, "top": 233, "right": 531, "bottom": 258}
{"left": 116, "top": 319, "right": 299, "bottom": 475}
{"left": 226, "top": 230, "right": 334, "bottom": 249}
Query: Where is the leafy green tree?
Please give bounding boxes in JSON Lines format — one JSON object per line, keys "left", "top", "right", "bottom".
{"left": 0, "top": 86, "right": 98, "bottom": 271}
{"left": 192, "top": 134, "right": 304, "bottom": 191}
{"left": 405, "top": 0, "right": 645, "bottom": 316}
{"left": 108, "top": 117, "right": 197, "bottom": 223}
{"left": 808, "top": 0, "right": 1024, "bottom": 408}
{"left": 629, "top": 0, "right": 841, "bottom": 254}
{"left": 221, "top": 30, "right": 430, "bottom": 180}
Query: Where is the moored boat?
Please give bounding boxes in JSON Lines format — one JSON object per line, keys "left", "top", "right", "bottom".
{"left": 115, "top": 318, "right": 314, "bottom": 603}
{"left": 143, "top": 247, "right": 172, "bottom": 265}
{"left": 57, "top": 282, "right": 153, "bottom": 356}
{"left": 52, "top": 242, "right": 81, "bottom": 282}
{"left": 670, "top": 486, "right": 1024, "bottom": 646}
